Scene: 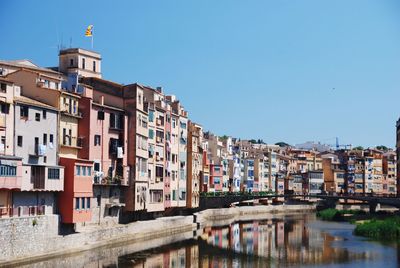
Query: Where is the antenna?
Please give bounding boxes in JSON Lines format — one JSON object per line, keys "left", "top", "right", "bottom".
{"left": 69, "top": 37, "right": 72, "bottom": 48}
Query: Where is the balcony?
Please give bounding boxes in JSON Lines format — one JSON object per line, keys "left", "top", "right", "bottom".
{"left": 93, "top": 175, "right": 127, "bottom": 186}
{"left": 29, "top": 144, "right": 46, "bottom": 157}
{"left": 61, "top": 107, "right": 83, "bottom": 119}
{"left": 61, "top": 137, "right": 83, "bottom": 149}
{"left": 25, "top": 166, "right": 64, "bottom": 191}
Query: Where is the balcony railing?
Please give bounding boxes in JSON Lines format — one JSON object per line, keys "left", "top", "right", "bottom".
{"left": 0, "top": 205, "right": 45, "bottom": 218}
{"left": 94, "top": 175, "right": 127, "bottom": 186}
{"left": 62, "top": 137, "right": 83, "bottom": 148}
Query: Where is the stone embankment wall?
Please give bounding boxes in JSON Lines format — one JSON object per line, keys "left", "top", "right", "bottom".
{"left": 0, "top": 215, "right": 59, "bottom": 258}
{"left": 0, "top": 204, "right": 316, "bottom": 266}
{"left": 0, "top": 215, "right": 194, "bottom": 265}
{"left": 195, "top": 204, "right": 316, "bottom": 228}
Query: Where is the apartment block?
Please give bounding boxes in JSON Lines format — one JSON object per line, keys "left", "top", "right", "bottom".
{"left": 187, "top": 121, "right": 202, "bottom": 208}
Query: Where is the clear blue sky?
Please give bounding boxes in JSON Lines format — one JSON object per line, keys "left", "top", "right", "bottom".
{"left": 1, "top": 0, "right": 400, "bottom": 148}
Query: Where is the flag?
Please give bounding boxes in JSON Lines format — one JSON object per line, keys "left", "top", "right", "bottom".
{"left": 85, "top": 25, "right": 93, "bottom": 37}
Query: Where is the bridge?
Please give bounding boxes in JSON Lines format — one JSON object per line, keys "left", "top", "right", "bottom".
{"left": 199, "top": 193, "right": 400, "bottom": 213}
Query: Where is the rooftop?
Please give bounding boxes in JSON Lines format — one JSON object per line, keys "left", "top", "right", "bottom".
{"left": 14, "top": 96, "right": 58, "bottom": 111}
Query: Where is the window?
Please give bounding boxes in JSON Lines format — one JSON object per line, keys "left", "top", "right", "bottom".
{"left": 76, "top": 165, "right": 81, "bottom": 176}
{"left": 48, "top": 168, "right": 60, "bottom": 179}
{"left": 43, "top": 134, "right": 47, "bottom": 145}
{"left": 17, "top": 136, "right": 23, "bottom": 147}
{"left": 156, "top": 166, "right": 163, "bottom": 178}
{"left": 94, "top": 162, "right": 100, "bottom": 172}
{"left": 109, "top": 138, "right": 119, "bottom": 154}
{"left": 0, "top": 136, "right": 6, "bottom": 151}
{"left": 42, "top": 110, "right": 46, "bottom": 119}
{"left": 35, "top": 113, "right": 40, "bottom": 122}
{"left": 70, "top": 59, "right": 74, "bottom": 66}
{"left": 172, "top": 118, "right": 176, "bottom": 128}
{"left": 180, "top": 191, "right": 186, "bottom": 201}
{"left": 82, "top": 166, "right": 87, "bottom": 176}
{"left": 43, "top": 156, "right": 47, "bottom": 163}
{"left": 33, "top": 136, "right": 39, "bottom": 151}
{"left": 81, "top": 197, "right": 85, "bottom": 209}
{"left": 93, "top": 61, "right": 96, "bottom": 72}
{"left": 110, "top": 113, "right": 124, "bottom": 129}
{"left": 68, "top": 129, "right": 72, "bottom": 145}
{"left": 82, "top": 58, "right": 85, "bottom": 69}
{"left": 94, "top": 135, "right": 101, "bottom": 146}
{"left": 148, "top": 129, "right": 154, "bottom": 139}
{"left": 180, "top": 121, "right": 187, "bottom": 129}
{"left": 0, "top": 165, "right": 16, "bottom": 176}
{"left": 50, "top": 134, "right": 53, "bottom": 144}
{"left": 87, "top": 166, "right": 92, "bottom": 175}
{"left": 148, "top": 111, "right": 154, "bottom": 122}
{"left": 20, "top": 106, "right": 28, "bottom": 119}
{"left": 0, "top": 102, "right": 9, "bottom": 114}
{"left": 75, "top": 198, "right": 80, "bottom": 210}
{"left": 97, "top": 110, "right": 104, "bottom": 120}
{"left": 172, "top": 190, "right": 176, "bottom": 201}
{"left": 72, "top": 100, "right": 77, "bottom": 114}
{"left": 86, "top": 197, "right": 91, "bottom": 209}
{"left": 0, "top": 83, "right": 6, "bottom": 93}
{"left": 63, "top": 128, "right": 66, "bottom": 145}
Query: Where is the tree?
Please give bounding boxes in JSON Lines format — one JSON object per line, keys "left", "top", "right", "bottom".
{"left": 275, "top": 142, "right": 290, "bottom": 147}
{"left": 249, "top": 139, "right": 257, "bottom": 144}
{"left": 220, "top": 135, "right": 229, "bottom": 141}
{"left": 376, "top": 145, "right": 388, "bottom": 151}
{"left": 353, "top": 146, "right": 364, "bottom": 150}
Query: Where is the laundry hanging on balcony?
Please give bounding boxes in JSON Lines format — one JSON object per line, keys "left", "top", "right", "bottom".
{"left": 39, "top": 144, "right": 46, "bottom": 156}
{"left": 117, "top": 147, "right": 124, "bottom": 158}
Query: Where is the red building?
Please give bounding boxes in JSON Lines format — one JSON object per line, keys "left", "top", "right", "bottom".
{"left": 58, "top": 158, "right": 93, "bottom": 223}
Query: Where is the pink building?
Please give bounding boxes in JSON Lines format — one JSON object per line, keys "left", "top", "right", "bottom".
{"left": 78, "top": 77, "right": 129, "bottom": 225}
{"left": 210, "top": 164, "right": 223, "bottom": 192}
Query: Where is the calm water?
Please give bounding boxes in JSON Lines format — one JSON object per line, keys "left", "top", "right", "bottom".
{"left": 118, "top": 214, "right": 399, "bottom": 268}
{"left": 13, "top": 213, "right": 400, "bottom": 268}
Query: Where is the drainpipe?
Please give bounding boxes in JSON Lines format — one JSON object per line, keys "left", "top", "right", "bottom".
{"left": 100, "top": 96, "right": 104, "bottom": 178}
{"left": 12, "top": 99, "right": 16, "bottom": 213}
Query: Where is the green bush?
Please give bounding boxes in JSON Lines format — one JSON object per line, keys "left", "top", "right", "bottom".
{"left": 317, "top": 209, "right": 341, "bottom": 221}
{"left": 354, "top": 217, "right": 400, "bottom": 240}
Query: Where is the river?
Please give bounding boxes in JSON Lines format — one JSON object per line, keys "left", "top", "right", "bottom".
{"left": 12, "top": 213, "right": 400, "bottom": 267}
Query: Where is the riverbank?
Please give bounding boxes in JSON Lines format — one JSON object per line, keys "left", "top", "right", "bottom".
{"left": 354, "top": 217, "right": 400, "bottom": 240}
{"left": 316, "top": 208, "right": 400, "bottom": 241}
{"left": 0, "top": 204, "right": 315, "bottom": 267}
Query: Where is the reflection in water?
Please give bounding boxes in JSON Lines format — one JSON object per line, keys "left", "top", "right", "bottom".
{"left": 13, "top": 214, "right": 400, "bottom": 268}
{"left": 117, "top": 214, "right": 385, "bottom": 268}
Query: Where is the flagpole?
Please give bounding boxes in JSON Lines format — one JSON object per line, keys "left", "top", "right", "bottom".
{"left": 91, "top": 26, "right": 94, "bottom": 49}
